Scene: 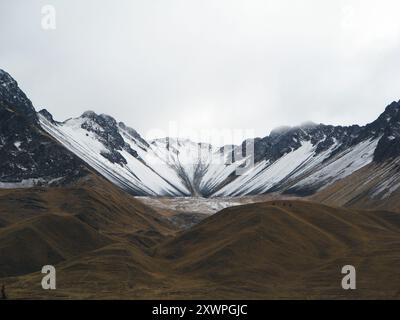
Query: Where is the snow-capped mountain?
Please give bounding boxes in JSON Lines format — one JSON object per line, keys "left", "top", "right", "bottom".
{"left": 38, "top": 101, "right": 400, "bottom": 198}
{"left": 2, "top": 69, "right": 400, "bottom": 200}
{"left": 38, "top": 110, "right": 190, "bottom": 196}
{"left": 38, "top": 110, "right": 243, "bottom": 196}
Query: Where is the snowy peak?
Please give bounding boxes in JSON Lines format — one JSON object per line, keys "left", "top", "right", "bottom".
{"left": 0, "top": 69, "right": 36, "bottom": 120}
{"left": 373, "top": 100, "right": 400, "bottom": 136}
{"left": 150, "top": 137, "right": 214, "bottom": 157}
{"left": 118, "top": 121, "right": 150, "bottom": 149}
{"left": 382, "top": 100, "right": 400, "bottom": 118}
{"left": 254, "top": 122, "right": 361, "bottom": 164}
{"left": 355, "top": 101, "right": 400, "bottom": 140}
{"left": 38, "top": 110, "right": 191, "bottom": 196}
{"left": 38, "top": 109, "right": 57, "bottom": 123}
{"left": 77, "top": 110, "right": 138, "bottom": 165}
{"left": 370, "top": 101, "right": 400, "bottom": 161}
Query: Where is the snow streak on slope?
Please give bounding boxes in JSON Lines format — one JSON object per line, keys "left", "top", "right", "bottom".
{"left": 150, "top": 138, "right": 211, "bottom": 193}
{"left": 291, "top": 137, "right": 380, "bottom": 192}
{"left": 117, "top": 128, "right": 191, "bottom": 194}
{"left": 214, "top": 141, "right": 318, "bottom": 196}
{"left": 214, "top": 137, "right": 380, "bottom": 197}
{"left": 150, "top": 138, "right": 250, "bottom": 195}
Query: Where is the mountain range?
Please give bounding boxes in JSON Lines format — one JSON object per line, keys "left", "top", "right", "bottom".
{"left": 2, "top": 69, "right": 400, "bottom": 211}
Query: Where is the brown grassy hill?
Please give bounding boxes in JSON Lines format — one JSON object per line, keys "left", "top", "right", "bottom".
{"left": 2, "top": 199, "right": 400, "bottom": 299}
{"left": 0, "top": 173, "right": 177, "bottom": 281}
{"left": 0, "top": 174, "right": 176, "bottom": 240}
{"left": 155, "top": 200, "right": 400, "bottom": 299}
{"left": 0, "top": 214, "right": 111, "bottom": 278}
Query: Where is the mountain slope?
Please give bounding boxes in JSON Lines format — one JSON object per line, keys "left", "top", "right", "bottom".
{"left": 311, "top": 159, "right": 400, "bottom": 212}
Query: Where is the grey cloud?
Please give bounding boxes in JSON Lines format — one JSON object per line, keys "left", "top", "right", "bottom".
{"left": 1, "top": 0, "right": 400, "bottom": 143}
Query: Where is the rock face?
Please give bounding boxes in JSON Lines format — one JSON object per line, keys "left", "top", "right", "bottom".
{"left": 79, "top": 111, "right": 141, "bottom": 165}
{"left": 0, "top": 70, "right": 37, "bottom": 119}
{"left": 1, "top": 69, "right": 400, "bottom": 199}
{"left": 0, "top": 69, "right": 88, "bottom": 187}
{"left": 253, "top": 122, "right": 362, "bottom": 164}
{"left": 369, "top": 101, "right": 400, "bottom": 161}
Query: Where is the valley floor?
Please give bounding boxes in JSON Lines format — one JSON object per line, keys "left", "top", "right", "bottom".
{"left": 136, "top": 194, "right": 295, "bottom": 229}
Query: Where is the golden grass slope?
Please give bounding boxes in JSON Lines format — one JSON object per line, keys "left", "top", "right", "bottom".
{"left": 0, "top": 173, "right": 177, "bottom": 280}
{"left": 0, "top": 214, "right": 111, "bottom": 278}
{"left": 2, "top": 197, "right": 400, "bottom": 299}
{"left": 154, "top": 200, "right": 400, "bottom": 299}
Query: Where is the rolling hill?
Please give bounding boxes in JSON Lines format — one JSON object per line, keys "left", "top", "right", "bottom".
{"left": 3, "top": 200, "right": 400, "bottom": 299}
{"left": 0, "top": 173, "right": 177, "bottom": 280}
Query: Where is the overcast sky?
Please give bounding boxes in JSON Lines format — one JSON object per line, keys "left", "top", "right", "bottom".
{"left": 1, "top": 0, "right": 400, "bottom": 143}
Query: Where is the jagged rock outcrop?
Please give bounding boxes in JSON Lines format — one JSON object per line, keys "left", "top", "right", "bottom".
{"left": 0, "top": 69, "right": 88, "bottom": 187}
